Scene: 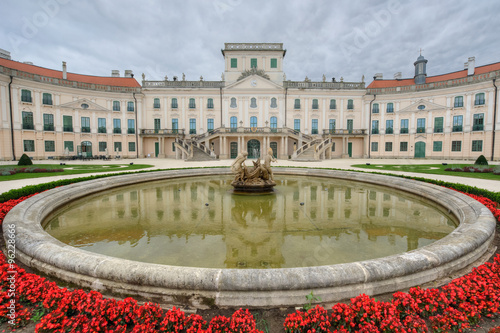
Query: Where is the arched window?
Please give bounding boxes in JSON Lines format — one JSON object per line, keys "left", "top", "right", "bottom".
{"left": 312, "top": 99, "right": 319, "bottom": 110}
{"left": 207, "top": 98, "right": 214, "bottom": 109}
{"left": 250, "top": 116, "right": 258, "bottom": 127}
{"left": 347, "top": 99, "right": 354, "bottom": 110}
{"left": 113, "top": 101, "right": 120, "bottom": 111}
{"left": 153, "top": 98, "right": 160, "bottom": 108}
{"left": 250, "top": 97, "right": 257, "bottom": 108}
{"left": 230, "top": 116, "right": 237, "bottom": 132}
{"left": 189, "top": 98, "right": 196, "bottom": 109}
{"left": 386, "top": 103, "right": 394, "bottom": 113}
{"left": 372, "top": 103, "right": 379, "bottom": 113}
{"left": 230, "top": 97, "right": 237, "bottom": 108}
{"left": 21, "top": 89, "right": 32, "bottom": 103}
{"left": 171, "top": 98, "right": 178, "bottom": 109}
{"left": 474, "top": 93, "right": 485, "bottom": 105}
{"left": 329, "top": 99, "right": 336, "bottom": 110}
{"left": 270, "top": 97, "right": 277, "bottom": 108}
{"left": 294, "top": 99, "right": 301, "bottom": 109}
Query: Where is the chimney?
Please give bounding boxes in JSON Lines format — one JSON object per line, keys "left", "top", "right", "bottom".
{"left": 111, "top": 70, "right": 120, "bottom": 77}
{"left": 467, "top": 57, "right": 475, "bottom": 76}
{"left": 0, "top": 48, "right": 11, "bottom": 60}
{"left": 464, "top": 62, "right": 468, "bottom": 70}
{"left": 394, "top": 72, "right": 402, "bottom": 80}
{"left": 374, "top": 73, "right": 383, "bottom": 80}
{"left": 124, "top": 70, "right": 133, "bottom": 78}
{"left": 62, "top": 61, "right": 67, "bottom": 80}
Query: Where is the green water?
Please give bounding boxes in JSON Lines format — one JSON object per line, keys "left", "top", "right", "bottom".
{"left": 44, "top": 175, "right": 457, "bottom": 269}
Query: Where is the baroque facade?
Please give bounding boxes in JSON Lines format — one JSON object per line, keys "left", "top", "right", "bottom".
{"left": 0, "top": 43, "right": 498, "bottom": 161}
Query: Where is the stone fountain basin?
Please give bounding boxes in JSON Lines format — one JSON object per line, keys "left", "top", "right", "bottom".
{"left": 3, "top": 168, "right": 496, "bottom": 308}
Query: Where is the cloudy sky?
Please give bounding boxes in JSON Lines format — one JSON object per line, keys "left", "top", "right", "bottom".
{"left": 1, "top": 0, "right": 499, "bottom": 84}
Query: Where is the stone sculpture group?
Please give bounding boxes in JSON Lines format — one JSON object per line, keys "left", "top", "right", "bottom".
{"left": 230, "top": 148, "right": 276, "bottom": 191}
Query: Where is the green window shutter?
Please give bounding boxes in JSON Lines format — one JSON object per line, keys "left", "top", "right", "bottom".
{"left": 434, "top": 117, "right": 443, "bottom": 133}
{"left": 42, "top": 93, "right": 52, "bottom": 105}
{"left": 330, "top": 99, "right": 336, "bottom": 109}
{"left": 270, "top": 58, "right": 277, "bottom": 68}
{"left": 64, "top": 141, "right": 74, "bottom": 152}
{"left": 251, "top": 58, "right": 257, "bottom": 68}
{"left": 63, "top": 115, "right": 73, "bottom": 132}
{"left": 113, "top": 101, "right": 120, "bottom": 111}
{"left": 294, "top": 99, "right": 300, "bottom": 109}
{"left": 129, "top": 142, "right": 136, "bottom": 152}
{"left": 231, "top": 58, "right": 237, "bottom": 68}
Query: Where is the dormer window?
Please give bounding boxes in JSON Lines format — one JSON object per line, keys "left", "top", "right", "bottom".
{"left": 270, "top": 97, "right": 277, "bottom": 108}
{"left": 81, "top": 103, "right": 89, "bottom": 109}
{"left": 250, "top": 98, "right": 257, "bottom": 108}
{"left": 230, "top": 97, "right": 237, "bottom": 108}
{"left": 417, "top": 105, "right": 426, "bottom": 110}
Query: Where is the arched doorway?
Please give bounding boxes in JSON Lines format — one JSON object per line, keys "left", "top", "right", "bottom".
{"left": 247, "top": 139, "right": 260, "bottom": 159}
{"left": 230, "top": 142, "right": 238, "bottom": 159}
{"left": 81, "top": 141, "right": 92, "bottom": 157}
{"left": 270, "top": 142, "right": 278, "bottom": 158}
{"left": 414, "top": 141, "right": 425, "bottom": 158}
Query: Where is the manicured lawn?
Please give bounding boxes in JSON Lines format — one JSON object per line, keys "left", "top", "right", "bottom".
{"left": 0, "top": 163, "right": 153, "bottom": 181}
{"left": 351, "top": 163, "right": 500, "bottom": 180}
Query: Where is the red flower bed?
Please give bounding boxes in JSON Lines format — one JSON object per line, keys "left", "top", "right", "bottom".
{"left": 1, "top": 187, "right": 499, "bottom": 332}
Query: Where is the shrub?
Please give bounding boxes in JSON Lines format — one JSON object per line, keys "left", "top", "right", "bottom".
{"left": 18, "top": 153, "right": 33, "bottom": 166}
{"left": 475, "top": 154, "right": 488, "bottom": 166}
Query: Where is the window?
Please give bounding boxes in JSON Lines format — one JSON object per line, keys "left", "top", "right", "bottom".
{"left": 43, "top": 114, "right": 54, "bottom": 131}
{"left": 171, "top": 98, "right": 178, "bottom": 109}
{"left": 311, "top": 119, "right": 318, "bottom": 134}
{"left": 451, "top": 141, "right": 462, "bottom": 152}
{"left": 250, "top": 97, "right": 257, "bottom": 108}
{"left": 63, "top": 115, "right": 73, "bottom": 132}
{"left": 128, "top": 119, "right": 135, "bottom": 134}
{"left": 452, "top": 115, "right": 463, "bottom": 132}
{"left": 372, "top": 103, "right": 379, "bottom": 113}
{"left": 189, "top": 98, "right": 196, "bottom": 109}
{"left": 230, "top": 97, "right": 237, "bottom": 108}
{"left": 42, "top": 93, "right": 52, "bottom": 105}
{"left": 417, "top": 104, "right": 426, "bottom": 110}
{"left": 113, "top": 101, "right": 120, "bottom": 111}
{"left": 398, "top": 119, "right": 408, "bottom": 134}
{"left": 329, "top": 119, "right": 336, "bottom": 133}
{"left": 250, "top": 116, "right": 257, "bottom": 127}
{"left": 270, "top": 97, "right": 277, "bottom": 108}
{"left": 98, "top": 118, "right": 106, "bottom": 133}
{"left": 153, "top": 98, "right": 160, "bottom": 109}
{"left": 472, "top": 140, "right": 483, "bottom": 152}
{"left": 473, "top": 113, "right": 484, "bottom": 131}
{"left": 434, "top": 117, "right": 443, "bottom": 133}
{"left": 64, "top": 141, "right": 74, "bottom": 152}
{"left": 207, "top": 118, "right": 214, "bottom": 131}
{"left": 154, "top": 119, "right": 161, "bottom": 133}
{"left": 347, "top": 99, "right": 354, "bottom": 110}
{"left": 113, "top": 119, "right": 121, "bottom": 134}
{"left": 129, "top": 142, "right": 136, "bottom": 152}
{"left": 207, "top": 98, "right": 214, "bottom": 109}
{"left": 454, "top": 96, "right": 463, "bottom": 107}
{"left": 331, "top": 142, "right": 336, "bottom": 152}
{"left": 81, "top": 103, "right": 89, "bottom": 109}
{"left": 81, "top": 117, "right": 90, "bottom": 133}
{"left": 294, "top": 99, "right": 300, "bottom": 109}
{"left": 250, "top": 58, "right": 257, "bottom": 68}
{"left": 189, "top": 118, "right": 196, "bottom": 134}
{"left": 270, "top": 58, "right": 277, "bottom": 68}
{"left": 230, "top": 116, "right": 237, "bottom": 131}
{"left": 231, "top": 58, "right": 237, "bottom": 68}
{"left": 114, "top": 142, "right": 122, "bottom": 152}
{"left": 371, "top": 142, "right": 378, "bottom": 152}
{"left": 24, "top": 140, "right": 34, "bottom": 152}
{"left": 417, "top": 118, "right": 425, "bottom": 133}
{"left": 474, "top": 93, "right": 485, "bottom": 105}
{"left": 312, "top": 99, "right": 319, "bottom": 110}
{"left": 97, "top": 141, "right": 106, "bottom": 152}
{"left": 270, "top": 116, "right": 277, "bottom": 132}
{"left": 329, "top": 99, "right": 336, "bottom": 110}
{"left": 371, "top": 120, "right": 379, "bottom": 134}
{"left": 294, "top": 119, "right": 300, "bottom": 131}
{"left": 386, "top": 120, "right": 393, "bottom": 134}
{"left": 347, "top": 119, "right": 353, "bottom": 133}
{"left": 22, "top": 111, "right": 34, "bottom": 130}
{"left": 172, "top": 142, "right": 176, "bottom": 152}
{"left": 45, "top": 140, "right": 55, "bottom": 152}
{"left": 21, "top": 89, "right": 32, "bottom": 103}
{"left": 400, "top": 142, "right": 408, "bottom": 151}
{"left": 433, "top": 141, "right": 442, "bottom": 152}
{"left": 127, "top": 101, "right": 134, "bottom": 112}
{"left": 385, "top": 142, "right": 393, "bottom": 152}
{"left": 172, "top": 119, "right": 178, "bottom": 133}
{"left": 386, "top": 103, "right": 394, "bottom": 113}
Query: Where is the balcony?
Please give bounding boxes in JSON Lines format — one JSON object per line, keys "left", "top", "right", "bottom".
{"left": 311, "top": 129, "right": 318, "bottom": 134}
{"left": 400, "top": 128, "right": 409, "bottom": 134}
{"left": 98, "top": 127, "right": 106, "bottom": 133}
{"left": 434, "top": 127, "right": 443, "bottom": 133}
{"left": 44, "top": 125, "right": 54, "bottom": 131}
{"left": 63, "top": 126, "right": 73, "bottom": 132}
{"left": 473, "top": 124, "right": 484, "bottom": 131}
{"left": 372, "top": 129, "right": 379, "bottom": 134}
{"left": 385, "top": 128, "right": 394, "bottom": 134}
{"left": 416, "top": 127, "right": 425, "bottom": 133}
{"left": 323, "top": 129, "right": 367, "bottom": 135}
{"left": 81, "top": 127, "right": 91, "bottom": 133}
{"left": 22, "top": 123, "right": 34, "bottom": 130}
{"left": 128, "top": 128, "right": 136, "bottom": 134}
{"left": 452, "top": 125, "right": 463, "bottom": 132}
{"left": 140, "top": 129, "right": 185, "bottom": 136}
{"left": 113, "top": 128, "right": 122, "bottom": 134}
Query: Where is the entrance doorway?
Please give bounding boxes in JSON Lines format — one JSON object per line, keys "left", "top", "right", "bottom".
{"left": 230, "top": 142, "right": 238, "bottom": 158}
{"left": 155, "top": 142, "right": 159, "bottom": 157}
{"left": 414, "top": 142, "right": 426, "bottom": 158}
{"left": 247, "top": 139, "right": 261, "bottom": 159}
{"left": 80, "top": 141, "right": 92, "bottom": 157}
{"left": 270, "top": 142, "right": 278, "bottom": 158}
{"left": 348, "top": 142, "right": 352, "bottom": 157}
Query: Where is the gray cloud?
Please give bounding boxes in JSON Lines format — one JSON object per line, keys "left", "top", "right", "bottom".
{"left": 1, "top": 0, "right": 499, "bottom": 83}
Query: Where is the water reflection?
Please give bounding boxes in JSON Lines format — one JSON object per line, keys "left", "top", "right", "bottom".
{"left": 44, "top": 176, "right": 457, "bottom": 269}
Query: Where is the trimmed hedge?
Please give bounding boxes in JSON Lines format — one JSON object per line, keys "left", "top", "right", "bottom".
{"left": 475, "top": 154, "right": 489, "bottom": 166}
{"left": 18, "top": 153, "right": 33, "bottom": 166}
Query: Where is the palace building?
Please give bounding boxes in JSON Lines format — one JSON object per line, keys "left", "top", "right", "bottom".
{"left": 0, "top": 43, "right": 499, "bottom": 161}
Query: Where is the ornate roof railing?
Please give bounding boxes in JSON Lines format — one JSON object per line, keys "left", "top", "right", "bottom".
{"left": 284, "top": 81, "right": 365, "bottom": 90}
{"left": 142, "top": 80, "right": 225, "bottom": 88}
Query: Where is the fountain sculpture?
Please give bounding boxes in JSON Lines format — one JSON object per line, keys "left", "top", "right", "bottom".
{"left": 230, "top": 148, "right": 276, "bottom": 192}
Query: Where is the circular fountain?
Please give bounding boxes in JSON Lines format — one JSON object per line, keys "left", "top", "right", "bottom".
{"left": 3, "top": 166, "right": 496, "bottom": 308}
